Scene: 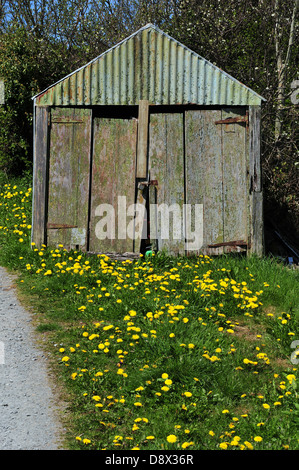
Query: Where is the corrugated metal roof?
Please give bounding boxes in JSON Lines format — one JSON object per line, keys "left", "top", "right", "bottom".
{"left": 33, "top": 24, "right": 265, "bottom": 106}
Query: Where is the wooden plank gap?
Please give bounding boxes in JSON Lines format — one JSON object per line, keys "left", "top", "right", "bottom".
{"left": 136, "top": 100, "right": 149, "bottom": 178}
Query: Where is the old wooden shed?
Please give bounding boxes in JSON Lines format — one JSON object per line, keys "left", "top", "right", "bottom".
{"left": 31, "top": 23, "right": 265, "bottom": 257}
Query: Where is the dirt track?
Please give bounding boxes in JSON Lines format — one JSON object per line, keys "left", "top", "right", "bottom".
{"left": 0, "top": 266, "right": 64, "bottom": 450}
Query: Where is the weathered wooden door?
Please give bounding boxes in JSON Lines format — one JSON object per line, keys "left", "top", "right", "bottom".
{"left": 185, "top": 107, "right": 248, "bottom": 254}
{"left": 148, "top": 108, "right": 248, "bottom": 256}
{"left": 221, "top": 108, "right": 248, "bottom": 244}
{"left": 185, "top": 109, "right": 223, "bottom": 254}
{"left": 89, "top": 117, "right": 138, "bottom": 253}
{"left": 47, "top": 108, "right": 92, "bottom": 250}
{"left": 148, "top": 112, "right": 185, "bottom": 255}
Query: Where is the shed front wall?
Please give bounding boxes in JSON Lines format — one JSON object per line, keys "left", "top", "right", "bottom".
{"left": 32, "top": 104, "right": 262, "bottom": 256}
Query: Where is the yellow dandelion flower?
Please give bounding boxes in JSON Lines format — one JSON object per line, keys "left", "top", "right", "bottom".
{"left": 219, "top": 442, "right": 228, "bottom": 449}
{"left": 165, "top": 379, "right": 172, "bottom": 385}
{"left": 92, "top": 395, "right": 101, "bottom": 401}
{"left": 244, "top": 441, "right": 253, "bottom": 450}
{"left": 182, "top": 442, "right": 194, "bottom": 449}
{"left": 286, "top": 374, "right": 296, "bottom": 384}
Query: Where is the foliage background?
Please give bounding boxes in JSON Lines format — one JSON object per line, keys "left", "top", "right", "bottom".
{"left": 0, "top": 0, "right": 298, "bottom": 247}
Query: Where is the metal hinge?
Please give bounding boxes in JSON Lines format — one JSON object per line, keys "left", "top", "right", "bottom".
{"left": 208, "top": 240, "right": 248, "bottom": 248}
{"left": 47, "top": 223, "right": 78, "bottom": 229}
{"left": 50, "top": 117, "right": 84, "bottom": 125}
{"left": 215, "top": 111, "right": 249, "bottom": 127}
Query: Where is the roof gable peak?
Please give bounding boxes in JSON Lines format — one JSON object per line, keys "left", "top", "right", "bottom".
{"left": 33, "top": 24, "right": 265, "bottom": 106}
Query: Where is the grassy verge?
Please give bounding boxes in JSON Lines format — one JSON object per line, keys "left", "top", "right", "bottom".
{"left": 0, "top": 176, "right": 298, "bottom": 451}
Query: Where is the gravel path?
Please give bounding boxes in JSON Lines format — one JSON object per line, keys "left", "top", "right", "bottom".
{"left": 0, "top": 266, "right": 64, "bottom": 450}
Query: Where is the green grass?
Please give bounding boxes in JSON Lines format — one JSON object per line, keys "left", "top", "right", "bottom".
{"left": 0, "top": 175, "right": 298, "bottom": 451}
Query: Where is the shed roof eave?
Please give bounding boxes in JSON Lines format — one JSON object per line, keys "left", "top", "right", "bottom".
{"left": 32, "top": 23, "right": 266, "bottom": 106}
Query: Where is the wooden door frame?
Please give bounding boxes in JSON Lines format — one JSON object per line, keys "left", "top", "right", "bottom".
{"left": 32, "top": 105, "right": 50, "bottom": 248}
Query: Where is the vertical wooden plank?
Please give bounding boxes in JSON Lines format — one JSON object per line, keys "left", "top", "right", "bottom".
{"left": 148, "top": 170, "right": 158, "bottom": 252}
{"left": 249, "top": 106, "right": 262, "bottom": 192}
{"left": 249, "top": 106, "right": 263, "bottom": 256}
{"left": 32, "top": 106, "right": 49, "bottom": 248}
{"left": 251, "top": 191, "right": 264, "bottom": 256}
{"left": 47, "top": 108, "right": 92, "bottom": 250}
{"left": 136, "top": 100, "right": 149, "bottom": 178}
{"left": 148, "top": 112, "right": 185, "bottom": 255}
{"left": 134, "top": 181, "right": 148, "bottom": 254}
{"left": 185, "top": 109, "right": 223, "bottom": 255}
{"left": 222, "top": 107, "right": 248, "bottom": 246}
{"left": 89, "top": 117, "right": 137, "bottom": 253}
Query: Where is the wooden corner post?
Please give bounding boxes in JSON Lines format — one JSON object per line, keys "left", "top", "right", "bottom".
{"left": 249, "top": 105, "right": 264, "bottom": 257}
{"left": 32, "top": 105, "right": 49, "bottom": 248}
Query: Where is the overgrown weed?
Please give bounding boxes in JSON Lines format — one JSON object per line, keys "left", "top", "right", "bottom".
{"left": 0, "top": 177, "right": 298, "bottom": 450}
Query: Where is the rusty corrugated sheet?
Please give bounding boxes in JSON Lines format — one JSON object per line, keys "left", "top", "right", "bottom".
{"left": 33, "top": 24, "right": 265, "bottom": 107}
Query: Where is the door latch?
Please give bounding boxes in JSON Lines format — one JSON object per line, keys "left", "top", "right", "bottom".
{"left": 138, "top": 180, "right": 158, "bottom": 190}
